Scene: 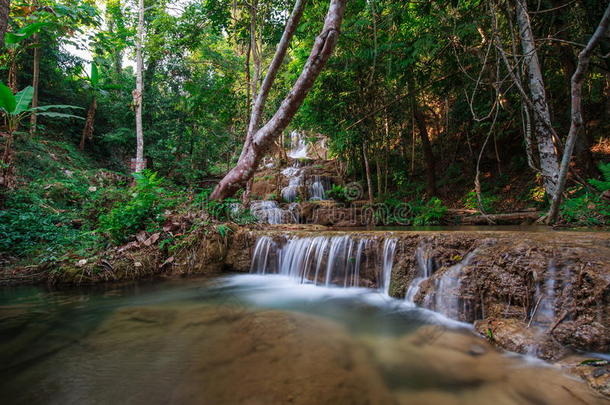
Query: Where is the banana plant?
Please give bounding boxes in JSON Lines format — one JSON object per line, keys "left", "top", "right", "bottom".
{"left": 0, "top": 82, "right": 83, "bottom": 189}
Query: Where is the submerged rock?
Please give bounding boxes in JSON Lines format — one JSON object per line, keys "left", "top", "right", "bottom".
{"left": 84, "top": 306, "right": 395, "bottom": 405}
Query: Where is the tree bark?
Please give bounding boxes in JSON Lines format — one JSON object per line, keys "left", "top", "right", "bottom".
{"left": 413, "top": 106, "right": 437, "bottom": 196}
{"left": 79, "top": 96, "right": 97, "bottom": 151}
{"left": 133, "top": 0, "right": 145, "bottom": 172}
{"left": 210, "top": 0, "right": 347, "bottom": 200}
{"left": 241, "top": 0, "right": 305, "bottom": 159}
{"left": 29, "top": 34, "right": 40, "bottom": 135}
{"left": 547, "top": 4, "right": 610, "bottom": 223}
{"left": 515, "top": 0, "right": 560, "bottom": 200}
{"left": 0, "top": 0, "right": 10, "bottom": 47}
{"left": 362, "top": 142, "right": 374, "bottom": 204}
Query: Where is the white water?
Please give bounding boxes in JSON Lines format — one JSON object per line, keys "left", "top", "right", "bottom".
{"left": 250, "top": 234, "right": 396, "bottom": 289}
{"left": 531, "top": 261, "right": 557, "bottom": 326}
{"left": 281, "top": 132, "right": 329, "bottom": 202}
{"left": 250, "top": 201, "right": 297, "bottom": 225}
{"left": 309, "top": 175, "right": 326, "bottom": 200}
{"left": 381, "top": 238, "right": 397, "bottom": 295}
{"left": 404, "top": 242, "right": 434, "bottom": 303}
{"left": 424, "top": 251, "right": 478, "bottom": 320}
{"left": 287, "top": 130, "right": 308, "bottom": 159}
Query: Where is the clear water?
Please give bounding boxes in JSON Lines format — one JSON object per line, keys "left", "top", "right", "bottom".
{"left": 0, "top": 276, "right": 604, "bottom": 404}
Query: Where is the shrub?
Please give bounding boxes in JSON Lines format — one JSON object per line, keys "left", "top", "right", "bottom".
{"left": 98, "top": 171, "right": 172, "bottom": 243}
{"left": 463, "top": 190, "right": 498, "bottom": 213}
{"left": 325, "top": 184, "right": 347, "bottom": 203}
{"left": 412, "top": 197, "right": 447, "bottom": 225}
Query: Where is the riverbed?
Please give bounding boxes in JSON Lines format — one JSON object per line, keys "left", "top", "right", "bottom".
{"left": 0, "top": 274, "right": 605, "bottom": 404}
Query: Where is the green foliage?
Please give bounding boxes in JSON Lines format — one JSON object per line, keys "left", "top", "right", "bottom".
{"left": 215, "top": 224, "right": 233, "bottom": 238}
{"left": 588, "top": 162, "right": 610, "bottom": 192}
{"left": 325, "top": 184, "right": 347, "bottom": 203}
{"left": 559, "top": 163, "right": 610, "bottom": 226}
{"left": 0, "top": 190, "right": 100, "bottom": 261}
{"left": 98, "top": 171, "right": 174, "bottom": 243}
{"left": 463, "top": 190, "right": 498, "bottom": 213}
{"left": 412, "top": 197, "right": 448, "bottom": 225}
{"left": 560, "top": 190, "right": 610, "bottom": 226}
{"left": 196, "top": 190, "right": 257, "bottom": 225}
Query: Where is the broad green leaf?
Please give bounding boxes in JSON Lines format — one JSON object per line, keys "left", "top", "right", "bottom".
{"left": 4, "top": 22, "right": 49, "bottom": 45}
{"left": 18, "top": 22, "right": 50, "bottom": 38}
{"left": 4, "top": 32, "right": 24, "bottom": 45}
{"left": 0, "top": 82, "right": 16, "bottom": 113}
{"left": 14, "top": 86, "right": 34, "bottom": 114}
{"left": 30, "top": 104, "right": 84, "bottom": 112}
{"left": 36, "top": 112, "right": 84, "bottom": 120}
{"left": 91, "top": 63, "right": 99, "bottom": 87}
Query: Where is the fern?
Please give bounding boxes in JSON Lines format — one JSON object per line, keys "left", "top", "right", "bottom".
{"left": 588, "top": 162, "right": 610, "bottom": 192}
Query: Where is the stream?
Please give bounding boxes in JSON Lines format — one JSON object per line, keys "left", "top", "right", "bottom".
{"left": 0, "top": 272, "right": 605, "bottom": 404}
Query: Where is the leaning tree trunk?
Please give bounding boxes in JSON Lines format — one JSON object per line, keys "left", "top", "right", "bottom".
{"left": 210, "top": 0, "right": 347, "bottom": 200}
{"left": 547, "top": 4, "right": 610, "bottom": 223}
{"left": 0, "top": 0, "right": 10, "bottom": 47}
{"left": 133, "top": 0, "right": 145, "bottom": 172}
{"left": 241, "top": 0, "right": 306, "bottom": 160}
{"left": 515, "top": 0, "right": 560, "bottom": 200}
{"left": 29, "top": 34, "right": 40, "bottom": 135}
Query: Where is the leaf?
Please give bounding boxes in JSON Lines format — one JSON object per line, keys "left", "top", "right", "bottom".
{"left": 30, "top": 104, "right": 85, "bottom": 111}
{"left": 36, "top": 112, "right": 84, "bottom": 120}
{"left": 0, "top": 82, "right": 16, "bottom": 113}
{"left": 4, "top": 22, "right": 49, "bottom": 45}
{"left": 90, "top": 62, "right": 99, "bottom": 87}
{"left": 13, "top": 86, "right": 34, "bottom": 114}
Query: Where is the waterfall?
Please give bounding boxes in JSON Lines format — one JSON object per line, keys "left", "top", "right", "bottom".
{"left": 531, "top": 261, "right": 557, "bottom": 326}
{"left": 281, "top": 166, "right": 303, "bottom": 202}
{"left": 423, "top": 251, "right": 477, "bottom": 320}
{"left": 309, "top": 175, "right": 326, "bottom": 200}
{"left": 250, "top": 235, "right": 392, "bottom": 289}
{"left": 381, "top": 239, "right": 397, "bottom": 295}
{"left": 250, "top": 201, "right": 297, "bottom": 225}
{"left": 250, "top": 236, "right": 277, "bottom": 274}
{"left": 287, "top": 130, "right": 308, "bottom": 159}
{"left": 404, "top": 243, "right": 434, "bottom": 303}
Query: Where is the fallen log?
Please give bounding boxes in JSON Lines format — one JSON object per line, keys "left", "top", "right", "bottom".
{"left": 460, "top": 211, "right": 543, "bottom": 225}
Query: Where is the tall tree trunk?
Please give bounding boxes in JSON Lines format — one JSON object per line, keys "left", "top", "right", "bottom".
{"left": 362, "top": 143, "right": 374, "bottom": 204}
{"left": 79, "top": 96, "right": 97, "bottom": 151}
{"left": 0, "top": 0, "right": 10, "bottom": 47}
{"left": 548, "top": 4, "right": 610, "bottom": 223}
{"left": 29, "top": 34, "right": 40, "bottom": 136}
{"left": 210, "top": 0, "right": 347, "bottom": 200}
{"left": 515, "top": 0, "right": 560, "bottom": 200}
{"left": 413, "top": 106, "right": 437, "bottom": 196}
{"left": 133, "top": 0, "right": 145, "bottom": 172}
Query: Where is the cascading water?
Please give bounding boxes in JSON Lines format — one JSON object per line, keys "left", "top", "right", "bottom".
{"left": 281, "top": 166, "right": 303, "bottom": 202}
{"left": 309, "top": 175, "right": 326, "bottom": 200}
{"left": 423, "top": 251, "right": 478, "bottom": 320}
{"left": 287, "top": 130, "right": 308, "bottom": 159}
{"left": 250, "top": 201, "right": 297, "bottom": 225}
{"left": 250, "top": 235, "right": 397, "bottom": 290}
{"left": 530, "top": 261, "right": 557, "bottom": 326}
{"left": 404, "top": 243, "right": 434, "bottom": 303}
{"left": 381, "top": 239, "right": 397, "bottom": 295}
{"left": 250, "top": 236, "right": 277, "bottom": 274}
